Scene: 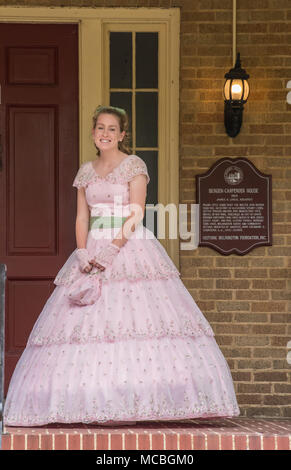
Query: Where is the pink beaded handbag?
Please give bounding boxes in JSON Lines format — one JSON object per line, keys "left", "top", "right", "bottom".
{"left": 67, "top": 268, "right": 102, "bottom": 306}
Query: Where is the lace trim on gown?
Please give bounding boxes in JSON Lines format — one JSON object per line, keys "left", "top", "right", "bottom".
{"left": 28, "top": 278, "right": 215, "bottom": 347}
{"left": 4, "top": 330, "right": 240, "bottom": 426}
{"left": 53, "top": 235, "right": 181, "bottom": 286}
{"left": 54, "top": 154, "right": 176, "bottom": 285}
{"left": 72, "top": 154, "right": 150, "bottom": 188}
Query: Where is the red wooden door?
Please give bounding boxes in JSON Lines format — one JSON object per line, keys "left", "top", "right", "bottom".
{"left": 0, "top": 23, "right": 79, "bottom": 395}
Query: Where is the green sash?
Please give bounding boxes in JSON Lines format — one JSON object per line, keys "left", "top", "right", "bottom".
{"left": 89, "top": 215, "right": 127, "bottom": 230}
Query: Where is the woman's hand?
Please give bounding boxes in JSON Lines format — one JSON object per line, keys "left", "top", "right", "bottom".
{"left": 76, "top": 248, "right": 93, "bottom": 273}
{"left": 90, "top": 242, "right": 120, "bottom": 269}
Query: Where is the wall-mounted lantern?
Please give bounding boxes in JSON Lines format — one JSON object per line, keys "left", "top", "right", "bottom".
{"left": 223, "top": 52, "right": 250, "bottom": 138}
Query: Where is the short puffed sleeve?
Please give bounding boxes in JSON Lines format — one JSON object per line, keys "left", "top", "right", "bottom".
{"left": 125, "top": 156, "right": 150, "bottom": 184}
{"left": 72, "top": 162, "right": 90, "bottom": 188}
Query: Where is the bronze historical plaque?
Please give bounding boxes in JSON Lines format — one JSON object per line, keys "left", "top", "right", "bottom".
{"left": 196, "top": 157, "right": 272, "bottom": 255}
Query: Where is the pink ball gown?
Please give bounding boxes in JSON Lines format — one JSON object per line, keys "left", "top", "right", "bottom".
{"left": 3, "top": 154, "right": 240, "bottom": 426}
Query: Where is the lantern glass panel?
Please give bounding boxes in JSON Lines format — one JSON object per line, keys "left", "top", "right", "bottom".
{"left": 224, "top": 78, "right": 249, "bottom": 101}
{"left": 223, "top": 79, "right": 231, "bottom": 100}
{"left": 242, "top": 80, "right": 250, "bottom": 101}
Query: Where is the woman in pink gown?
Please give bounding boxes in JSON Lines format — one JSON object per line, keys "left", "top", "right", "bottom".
{"left": 3, "top": 105, "right": 240, "bottom": 426}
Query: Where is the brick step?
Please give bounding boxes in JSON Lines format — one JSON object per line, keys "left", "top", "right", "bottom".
{"left": 1, "top": 418, "right": 291, "bottom": 450}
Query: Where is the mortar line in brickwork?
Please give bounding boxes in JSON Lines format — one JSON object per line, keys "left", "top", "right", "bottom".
{"left": 168, "top": 428, "right": 179, "bottom": 450}
{"left": 149, "top": 432, "right": 152, "bottom": 450}
{"left": 161, "top": 431, "right": 166, "bottom": 450}
{"left": 190, "top": 433, "right": 194, "bottom": 450}
{"left": 218, "top": 433, "right": 222, "bottom": 450}
{"left": 274, "top": 435, "right": 278, "bottom": 451}
{"left": 212, "top": 429, "right": 221, "bottom": 450}
{"left": 198, "top": 431, "right": 207, "bottom": 450}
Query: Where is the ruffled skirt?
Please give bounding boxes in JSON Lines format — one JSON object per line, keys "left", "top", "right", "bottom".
{"left": 3, "top": 225, "right": 240, "bottom": 426}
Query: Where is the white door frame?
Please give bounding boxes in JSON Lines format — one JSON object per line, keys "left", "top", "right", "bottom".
{"left": 0, "top": 6, "right": 180, "bottom": 267}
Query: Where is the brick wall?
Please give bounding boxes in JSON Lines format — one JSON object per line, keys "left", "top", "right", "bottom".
{"left": 179, "top": 0, "right": 291, "bottom": 418}
{"left": 1, "top": 0, "right": 290, "bottom": 418}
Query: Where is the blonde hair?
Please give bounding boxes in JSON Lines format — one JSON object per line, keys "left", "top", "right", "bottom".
{"left": 92, "top": 105, "right": 132, "bottom": 156}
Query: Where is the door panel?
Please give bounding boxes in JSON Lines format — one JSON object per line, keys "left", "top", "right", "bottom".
{"left": 8, "top": 106, "right": 56, "bottom": 253}
{"left": 0, "top": 23, "right": 79, "bottom": 394}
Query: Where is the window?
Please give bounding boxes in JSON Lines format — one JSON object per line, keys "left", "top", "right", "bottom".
{"left": 109, "top": 31, "right": 158, "bottom": 236}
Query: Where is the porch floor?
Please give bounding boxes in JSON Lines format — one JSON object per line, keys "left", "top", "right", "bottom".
{"left": 1, "top": 417, "right": 291, "bottom": 450}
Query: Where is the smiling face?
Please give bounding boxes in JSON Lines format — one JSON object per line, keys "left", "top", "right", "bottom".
{"left": 92, "top": 112, "right": 126, "bottom": 153}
